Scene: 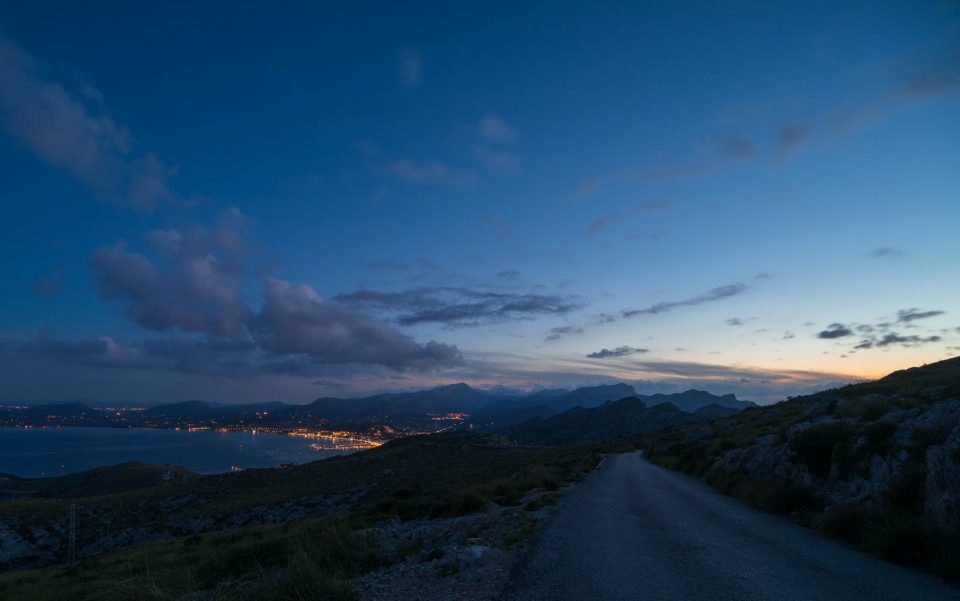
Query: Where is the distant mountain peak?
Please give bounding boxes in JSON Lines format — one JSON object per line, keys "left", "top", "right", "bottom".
{"left": 433, "top": 382, "right": 474, "bottom": 392}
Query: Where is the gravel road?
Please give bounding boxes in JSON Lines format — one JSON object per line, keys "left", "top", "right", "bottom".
{"left": 505, "top": 452, "right": 960, "bottom": 601}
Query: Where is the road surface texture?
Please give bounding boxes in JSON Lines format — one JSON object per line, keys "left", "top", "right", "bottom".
{"left": 505, "top": 452, "right": 960, "bottom": 601}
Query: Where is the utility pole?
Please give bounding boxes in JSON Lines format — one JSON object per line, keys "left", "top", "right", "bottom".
{"left": 67, "top": 503, "right": 76, "bottom": 565}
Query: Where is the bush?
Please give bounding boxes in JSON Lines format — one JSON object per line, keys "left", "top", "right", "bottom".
{"left": 862, "top": 421, "right": 898, "bottom": 457}
{"left": 860, "top": 512, "right": 935, "bottom": 564}
{"left": 885, "top": 462, "right": 926, "bottom": 512}
{"left": 750, "top": 481, "right": 818, "bottom": 515}
{"left": 789, "top": 422, "right": 856, "bottom": 478}
{"left": 812, "top": 504, "right": 872, "bottom": 542}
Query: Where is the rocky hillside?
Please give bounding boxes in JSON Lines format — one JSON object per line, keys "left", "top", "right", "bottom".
{"left": 638, "top": 356, "right": 960, "bottom": 579}
{"left": 0, "top": 433, "right": 598, "bottom": 573}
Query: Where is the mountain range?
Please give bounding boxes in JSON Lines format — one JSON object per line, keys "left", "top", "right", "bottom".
{"left": 6, "top": 383, "right": 755, "bottom": 432}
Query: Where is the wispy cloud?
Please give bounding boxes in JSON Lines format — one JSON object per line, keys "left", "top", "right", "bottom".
{"left": 570, "top": 41, "right": 960, "bottom": 198}
{"left": 31, "top": 271, "right": 63, "bottom": 296}
{"left": 584, "top": 199, "right": 675, "bottom": 238}
{"left": 586, "top": 346, "right": 648, "bottom": 359}
{"left": 870, "top": 246, "right": 906, "bottom": 259}
{"left": 0, "top": 33, "right": 177, "bottom": 210}
{"left": 363, "top": 258, "right": 410, "bottom": 271}
{"left": 777, "top": 121, "right": 810, "bottom": 157}
{"left": 621, "top": 283, "right": 747, "bottom": 319}
{"left": 335, "top": 286, "right": 583, "bottom": 328}
{"left": 714, "top": 133, "right": 756, "bottom": 160}
{"left": 20, "top": 331, "right": 152, "bottom": 369}
{"left": 398, "top": 49, "right": 422, "bottom": 87}
{"left": 381, "top": 159, "right": 473, "bottom": 184}
{"left": 897, "top": 308, "right": 945, "bottom": 323}
{"left": 545, "top": 325, "right": 584, "bottom": 341}
{"left": 477, "top": 114, "right": 517, "bottom": 142}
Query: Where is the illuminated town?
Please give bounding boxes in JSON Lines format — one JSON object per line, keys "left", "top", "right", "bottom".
{"left": 0, "top": 402, "right": 473, "bottom": 452}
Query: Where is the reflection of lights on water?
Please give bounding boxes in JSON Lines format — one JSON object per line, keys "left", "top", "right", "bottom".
{"left": 288, "top": 430, "right": 382, "bottom": 451}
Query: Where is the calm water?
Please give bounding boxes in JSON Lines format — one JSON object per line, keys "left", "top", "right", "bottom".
{"left": 0, "top": 427, "right": 352, "bottom": 477}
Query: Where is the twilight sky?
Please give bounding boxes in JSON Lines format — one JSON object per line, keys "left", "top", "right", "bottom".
{"left": 1, "top": 1, "right": 958, "bottom": 404}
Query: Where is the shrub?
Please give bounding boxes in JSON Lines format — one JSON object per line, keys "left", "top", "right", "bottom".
{"left": 750, "top": 481, "right": 818, "bottom": 515}
{"left": 789, "top": 422, "right": 856, "bottom": 478}
{"left": 812, "top": 504, "right": 872, "bottom": 542}
{"left": 885, "top": 462, "right": 926, "bottom": 512}
{"left": 860, "top": 512, "right": 935, "bottom": 564}
{"left": 862, "top": 420, "right": 898, "bottom": 457}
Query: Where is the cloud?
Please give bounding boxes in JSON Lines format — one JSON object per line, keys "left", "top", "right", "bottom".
{"left": 621, "top": 283, "right": 747, "bottom": 318}
{"left": 545, "top": 325, "right": 585, "bottom": 341}
{"left": 817, "top": 323, "right": 854, "bottom": 339}
{"left": 20, "top": 331, "right": 151, "bottom": 368}
{"left": 364, "top": 258, "right": 409, "bottom": 271}
{"left": 897, "top": 49, "right": 960, "bottom": 98}
{"left": 473, "top": 145, "right": 520, "bottom": 172}
{"left": 357, "top": 142, "right": 474, "bottom": 185}
{"left": 817, "top": 309, "right": 952, "bottom": 352}
{"left": 251, "top": 279, "right": 462, "bottom": 370}
{"left": 398, "top": 49, "right": 422, "bottom": 87}
{"left": 726, "top": 317, "right": 750, "bottom": 326}
{"left": 586, "top": 346, "right": 648, "bottom": 359}
{"left": 777, "top": 122, "right": 810, "bottom": 156}
{"left": 715, "top": 134, "right": 756, "bottom": 160}
{"left": 856, "top": 333, "right": 943, "bottom": 349}
{"left": 584, "top": 199, "right": 674, "bottom": 238}
{"left": 31, "top": 272, "right": 63, "bottom": 296}
{"left": 141, "top": 335, "right": 260, "bottom": 377}
{"left": 494, "top": 269, "right": 526, "bottom": 287}
{"left": 0, "top": 33, "right": 176, "bottom": 210}
{"left": 477, "top": 114, "right": 517, "bottom": 142}
{"left": 897, "top": 308, "right": 945, "bottom": 323}
{"left": 381, "top": 159, "right": 471, "bottom": 183}
{"left": 88, "top": 211, "right": 462, "bottom": 373}
{"left": 870, "top": 246, "right": 906, "bottom": 258}
{"left": 91, "top": 208, "right": 252, "bottom": 335}
{"left": 416, "top": 256, "right": 440, "bottom": 270}
{"left": 570, "top": 176, "right": 606, "bottom": 198}
{"left": 335, "top": 286, "right": 582, "bottom": 328}
{"left": 473, "top": 114, "right": 520, "bottom": 172}
{"left": 485, "top": 217, "right": 515, "bottom": 241}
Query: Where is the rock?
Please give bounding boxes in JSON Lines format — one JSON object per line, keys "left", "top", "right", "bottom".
{"left": 459, "top": 544, "right": 490, "bottom": 569}
{"left": 925, "top": 424, "right": 960, "bottom": 532}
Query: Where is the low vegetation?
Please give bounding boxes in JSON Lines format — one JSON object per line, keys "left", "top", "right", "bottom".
{"left": 0, "top": 432, "right": 602, "bottom": 599}
{"left": 0, "top": 518, "right": 381, "bottom": 601}
{"left": 636, "top": 356, "right": 960, "bottom": 581}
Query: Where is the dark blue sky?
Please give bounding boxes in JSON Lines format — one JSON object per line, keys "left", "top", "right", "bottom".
{"left": 1, "top": 1, "right": 957, "bottom": 404}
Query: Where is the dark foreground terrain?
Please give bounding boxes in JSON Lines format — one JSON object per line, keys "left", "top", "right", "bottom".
{"left": 509, "top": 452, "right": 960, "bottom": 601}
{"left": 0, "top": 434, "right": 600, "bottom": 600}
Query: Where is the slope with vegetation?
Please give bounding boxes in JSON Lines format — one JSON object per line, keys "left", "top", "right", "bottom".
{"left": 637, "top": 356, "right": 960, "bottom": 580}
{"left": 0, "top": 432, "right": 600, "bottom": 599}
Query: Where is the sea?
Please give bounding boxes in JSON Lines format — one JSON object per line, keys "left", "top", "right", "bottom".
{"left": 0, "top": 427, "right": 353, "bottom": 478}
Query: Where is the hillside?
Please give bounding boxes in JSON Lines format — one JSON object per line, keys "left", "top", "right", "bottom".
{"left": 294, "top": 383, "right": 494, "bottom": 420}
{"left": 637, "top": 356, "right": 960, "bottom": 580}
{"left": 0, "top": 462, "right": 197, "bottom": 501}
{"left": 0, "top": 432, "right": 600, "bottom": 574}
{"left": 507, "top": 397, "right": 704, "bottom": 445}
{"left": 642, "top": 389, "right": 756, "bottom": 412}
